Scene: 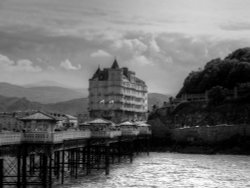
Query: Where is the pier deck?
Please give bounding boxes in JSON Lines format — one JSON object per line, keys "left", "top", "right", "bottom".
{"left": 0, "top": 130, "right": 151, "bottom": 187}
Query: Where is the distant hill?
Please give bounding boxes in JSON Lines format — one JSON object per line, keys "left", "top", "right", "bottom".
{"left": 148, "top": 93, "right": 170, "bottom": 110}
{"left": 0, "top": 95, "right": 88, "bottom": 115}
{"left": 0, "top": 92, "right": 168, "bottom": 115}
{"left": 45, "top": 98, "right": 88, "bottom": 115}
{"left": 0, "top": 95, "right": 42, "bottom": 112}
{"left": 0, "top": 82, "right": 88, "bottom": 104}
{"left": 23, "top": 80, "right": 72, "bottom": 88}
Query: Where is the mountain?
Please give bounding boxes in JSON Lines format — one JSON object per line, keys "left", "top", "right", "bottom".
{"left": 45, "top": 98, "right": 88, "bottom": 115}
{"left": 0, "top": 95, "right": 42, "bottom": 112}
{"left": 0, "top": 94, "right": 87, "bottom": 115}
{"left": 0, "top": 82, "right": 88, "bottom": 104}
{"left": 23, "top": 80, "right": 71, "bottom": 88}
{"left": 0, "top": 92, "right": 168, "bottom": 115}
{"left": 148, "top": 93, "right": 170, "bottom": 110}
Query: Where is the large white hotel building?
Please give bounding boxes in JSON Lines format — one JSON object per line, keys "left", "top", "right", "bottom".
{"left": 88, "top": 60, "right": 148, "bottom": 123}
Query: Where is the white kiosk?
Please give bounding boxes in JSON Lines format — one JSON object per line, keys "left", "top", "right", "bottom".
{"left": 118, "top": 121, "right": 140, "bottom": 136}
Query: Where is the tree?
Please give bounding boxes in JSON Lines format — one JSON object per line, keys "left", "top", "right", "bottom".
{"left": 207, "top": 86, "right": 228, "bottom": 105}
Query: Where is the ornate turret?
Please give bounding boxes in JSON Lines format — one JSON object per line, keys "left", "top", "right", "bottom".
{"left": 92, "top": 66, "right": 101, "bottom": 79}
{"left": 111, "top": 59, "right": 119, "bottom": 69}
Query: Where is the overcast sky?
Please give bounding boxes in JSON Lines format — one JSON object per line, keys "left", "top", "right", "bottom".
{"left": 0, "top": 0, "right": 250, "bottom": 95}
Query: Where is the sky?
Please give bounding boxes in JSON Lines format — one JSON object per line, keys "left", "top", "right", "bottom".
{"left": 0, "top": 0, "right": 250, "bottom": 95}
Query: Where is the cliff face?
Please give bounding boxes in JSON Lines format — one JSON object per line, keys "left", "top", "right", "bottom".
{"left": 148, "top": 48, "right": 250, "bottom": 147}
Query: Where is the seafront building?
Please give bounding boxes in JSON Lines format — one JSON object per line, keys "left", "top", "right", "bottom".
{"left": 88, "top": 59, "right": 148, "bottom": 123}
{"left": 0, "top": 111, "right": 78, "bottom": 132}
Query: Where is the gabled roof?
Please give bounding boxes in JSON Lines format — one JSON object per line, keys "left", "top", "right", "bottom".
{"left": 111, "top": 59, "right": 119, "bottom": 69}
{"left": 65, "top": 114, "right": 77, "bottom": 120}
{"left": 92, "top": 66, "right": 101, "bottom": 79}
{"left": 89, "top": 118, "right": 112, "bottom": 125}
{"left": 20, "top": 111, "right": 58, "bottom": 121}
{"left": 118, "top": 121, "right": 135, "bottom": 126}
{"left": 135, "top": 121, "right": 151, "bottom": 127}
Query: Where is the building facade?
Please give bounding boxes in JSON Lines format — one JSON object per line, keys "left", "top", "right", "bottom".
{"left": 0, "top": 112, "right": 30, "bottom": 132}
{"left": 88, "top": 60, "right": 148, "bottom": 123}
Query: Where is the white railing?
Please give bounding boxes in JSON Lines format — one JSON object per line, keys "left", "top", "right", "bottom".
{"left": 20, "top": 130, "right": 91, "bottom": 144}
{"left": 0, "top": 133, "right": 22, "bottom": 145}
{"left": 0, "top": 129, "right": 126, "bottom": 145}
{"left": 138, "top": 128, "right": 152, "bottom": 135}
{"left": 121, "top": 129, "right": 140, "bottom": 136}
{"left": 22, "top": 132, "right": 53, "bottom": 143}
{"left": 92, "top": 130, "right": 122, "bottom": 138}
{"left": 53, "top": 130, "right": 91, "bottom": 143}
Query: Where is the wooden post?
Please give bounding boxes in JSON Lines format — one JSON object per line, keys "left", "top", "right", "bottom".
{"left": 105, "top": 144, "right": 110, "bottom": 175}
{"left": 22, "top": 146, "right": 27, "bottom": 188}
{"left": 29, "top": 154, "right": 35, "bottom": 175}
{"left": 61, "top": 150, "right": 65, "bottom": 184}
{"left": 130, "top": 141, "right": 133, "bottom": 163}
{"left": 96, "top": 146, "right": 100, "bottom": 170}
{"left": 48, "top": 154, "right": 52, "bottom": 188}
{"left": 146, "top": 136, "right": 150, "bottom": 156}
{"left": 17, "top": 148, "right": 21, "bottom": 188}
{"left": 69, "top": 150, "right": 73, "bottom": 177}
{"left": 86, "top": 144, "right": 91, "bottom": 175}
{"left": 42, "top": 154, "right": 48, "bottom": 188}
{"left": 82, "top": 147, "right": 86, "bottom": 170}
{"left": 39, "top": 154, "right": 43, "bottom": 177}
{"left": 118, "top": 138, "right": 121, "bottom": 163}
{"left": 75, "top": 149, "right": 78, "bottom": 179}
{"left": 56, "top": 151, "right": 60, "bottom": 179}
{"left": 136, "top": 137, "right": 139, "bottom": 155}
{"left": 111, "top": 147, "right": 115, "bottom": 164}
{"left": 0, "top": 158, "right": 3, "bottom": 188}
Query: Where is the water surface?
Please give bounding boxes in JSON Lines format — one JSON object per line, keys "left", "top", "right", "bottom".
{"left": 59, "top": 152, "right": 250, "bottom": 188}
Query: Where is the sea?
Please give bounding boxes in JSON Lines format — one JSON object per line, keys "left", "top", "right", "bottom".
{"left": 58, "top": 152, "right": 250, "bottom": 188}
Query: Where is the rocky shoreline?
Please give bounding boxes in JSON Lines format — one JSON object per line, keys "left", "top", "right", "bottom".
{"left": 150, "top": 137, "right": 250, "bottom": 155}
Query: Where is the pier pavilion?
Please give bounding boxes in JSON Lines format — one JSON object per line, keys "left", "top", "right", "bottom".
{"left": 0, "top": 111, "right": 151, "bottom": 187}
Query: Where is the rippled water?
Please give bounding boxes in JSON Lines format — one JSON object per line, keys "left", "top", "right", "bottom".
{"left": 58, "top": 153, "right": 250, "bottom": 188}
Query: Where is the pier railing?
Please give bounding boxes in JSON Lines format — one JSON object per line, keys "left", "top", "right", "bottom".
{"left": 0, "top": 128, "right": 150, "bottom": 145}
{"left": 121, "top": 129, "right": 140, "bottom": 136}
{"left": 22, "top": 130, "right": 91, "bottom": 143}
{"left": 0, "top": 133, "right": 22, "bottom": 146}
{"left": 53, "top": 130, "right": 91, "bottom": 143}
{"left": 91, "top": 130, "right": 122, "bottom": 138}
{"left": 138, "top": 129, "right": 152, "bottom": 135}
{"left": 22, "top": 131, "right": 52, "bottom": 143}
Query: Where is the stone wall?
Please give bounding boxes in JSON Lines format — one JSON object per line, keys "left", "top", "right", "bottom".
{"left": 171, "top": 124, "right": 250, "bottom": 144}
{"left": 148, "top": 118, "right": 170, "bottom": 138}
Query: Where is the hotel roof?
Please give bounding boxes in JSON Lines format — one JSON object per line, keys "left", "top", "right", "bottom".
{"left": 88, "top": 118, "right": 111, "bottom": 124}
{"left": 20, "top": 111, "right": 58, "bottom": 121}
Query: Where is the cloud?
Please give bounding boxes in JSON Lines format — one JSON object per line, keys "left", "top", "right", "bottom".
{"left": 0, "top": 54, "right": 42, "bottom": 72}
{"left": 130, "top": 55, "right": 153, "bottom": 66}
{"left": 60, "top": 59, "right": 81, "bottom": 70}
{"left": 90, "top": 49, "right": 111, "bottom": 58}
{"left": 111, "top": 38, "right": 147, "bottom": 57}
{"left": 220, "top": 22, "right": 250, "bottom": 31}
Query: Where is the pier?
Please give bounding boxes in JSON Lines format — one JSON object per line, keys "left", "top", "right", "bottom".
{"left": 0, "top": 113, "right": 151, "bottom": 188}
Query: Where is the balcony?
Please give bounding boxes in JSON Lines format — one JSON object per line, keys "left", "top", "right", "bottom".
{"left": 3, "top": 130, "right": 92, "bottom": 144}
{"left": 22, "top": 132, "right": 53, "bottom": 143}
{"left": 0, "top": 132, "right": 22, "bottom": 146}
{"left": 138, "top": 129, "right": 152, "bottom": 135}
{"left": 121, "top": 129, "right": 140, "bottom": 136}
{"left": 53, "top": 130, "right": 91, "bottom": 143}
{"left": 91, "top": 130, "right": 122, "bottom": 138}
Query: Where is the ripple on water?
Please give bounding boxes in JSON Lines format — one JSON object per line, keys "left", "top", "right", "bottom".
{"left": 57, "top": 153, "right": 250, "bottom": 188}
